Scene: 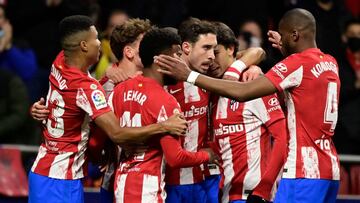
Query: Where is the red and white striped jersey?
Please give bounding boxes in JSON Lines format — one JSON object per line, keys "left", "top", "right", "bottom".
{"left": 110, "top": 76, "right": 209, "bottom": 202}
{"left": 265, "top": 48, "right": 340, "bottom": 180}
{"left": 31, "top": 51, "right": 111, "bottom": 179}
{"left": 165, "top": 82, "right": 210, "bottom": 185}
{"left": 213, "top": 94, "right": 285, "bottom": 202}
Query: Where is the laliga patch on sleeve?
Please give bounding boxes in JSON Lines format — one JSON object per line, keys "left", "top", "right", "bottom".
{"left": 91, "top": 90, "right": 107, "bottom": 110}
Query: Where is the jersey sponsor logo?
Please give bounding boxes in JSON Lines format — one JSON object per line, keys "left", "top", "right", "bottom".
{"left": 91, "top": 90, "right": 107, "bottom": 110}
{"left": 272, "top": 62, "right": 288, "bottom": 79}
{"left": 268, "top": 97, "right": 279, "bottom": 106}
{"left": 315, "top": 135, "right": 331, "bottom": 150}
{"left": 310, "top": 61, "right": 338, "bottom": 78}
{"left": 230, "top": 100, "right": 239, "bottom": 111}
{"left": 214, "top": 123, "right": 244, "bottom": 136}
{"left": 183, "top": 105, "right": 207, "bottom": 118}
{"left": 169, "top": 88, "right": 182, "bottom": 94}
{"left": 275, "top": 63, "right": 287, "bottom": 72}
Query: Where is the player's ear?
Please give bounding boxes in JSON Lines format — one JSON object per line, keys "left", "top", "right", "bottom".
{"left": 292, "top": 29, "right": 299, "bottom": 42}
{"left": 124, "top": 45, "right": 134, "bottom": 59}
{"left": 182, "top": 42, "right": 192, "bottom": 55}
{"left": 80, "top": 40, "right": 88, "bottom": 52}
{"left": 227, "top": 45, "right": 235, "bottom": 57}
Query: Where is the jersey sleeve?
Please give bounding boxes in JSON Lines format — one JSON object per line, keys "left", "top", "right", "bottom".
{"left": 265, "top": 54, "right": 304, "bottom": 92}
{"left": 154, "top": 94, "right": 210, "bottom": 167}
{"left": 260, "top": 94, "right": 285, "bottom": 127}
{"left": 160, "top": 135, "right": 209, "bottom": 168}
{"left": 76, "top": 79, "right": 111, "bottom": 120}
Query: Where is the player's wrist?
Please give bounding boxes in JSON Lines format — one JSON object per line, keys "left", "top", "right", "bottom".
{"left": 224, "top": 60, "right": 247, "bottom": 79}
{"left": 186, "top": 71, "right": 200, "bottom": 85}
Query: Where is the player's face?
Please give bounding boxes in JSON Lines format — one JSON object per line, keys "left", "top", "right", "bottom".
{"left": 130, "top": 34, "right": 144, "bottom": 70}
{"left": 86, "top": 26, "right": 101, "bottom": 65}
{"left": 345, "top": 24, "right": 360, "bottom": 38}
{"left": 163, "top": 44, "right": 182, "bottom": 85}
{"left": 188, "top": 33, "right": 217, "bottom": 74}
{"left": 208, "top": 44, "right": 233, "bottom": 78}
{"left": 278, "top": 22, "right": 292, "bottom": 57}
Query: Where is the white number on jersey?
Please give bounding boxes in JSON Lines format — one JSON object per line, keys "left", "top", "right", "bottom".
{"left": 47, "top": 88, "right": 65, "bottom": 138}
{"left": 323, "top": 82, "right": 338, "bottom": 132}
{"left": 120, "top": 111, "right": 142, "bottom": 127}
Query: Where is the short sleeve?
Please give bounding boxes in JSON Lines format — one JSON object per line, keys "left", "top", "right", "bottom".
{"left": 265, "top": 54, "right": 304, "bottom": 92}
{"left": 260, "top": 95, "right": 285, "bottom": 127}
{"left": 76, "top": 79, "right": 111, "bottom": 120}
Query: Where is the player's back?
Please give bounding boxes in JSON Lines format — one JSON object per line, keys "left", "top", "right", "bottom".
{"left": 110, "top": 75, "right": 180, "bottom": 177}
{"left": 266, "top": 48, "right": 340, "bottom": 180}
{"left": 32, "top": 51, "right": 110, "bottom": 179}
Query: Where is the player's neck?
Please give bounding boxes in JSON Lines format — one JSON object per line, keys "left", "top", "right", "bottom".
{"left": 296, "top": 41, "right": 317, "bottom": 53}
{"left": 142, "top": 65, "right": 164, "bottom": 86}
{"left": 117, "top": 59, "right": 139, "bottom": 77}
{"left": 64, "top": 51, "right": 92, "bottom": 73}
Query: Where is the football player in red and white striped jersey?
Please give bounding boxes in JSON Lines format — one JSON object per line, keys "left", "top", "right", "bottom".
{"left": 208, "top": 22, "right": 287, "bottom": 203}
{"left": 110, "top": 27, "right": 218, "bottom": 203}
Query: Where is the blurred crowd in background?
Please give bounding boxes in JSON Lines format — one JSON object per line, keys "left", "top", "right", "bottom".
{"left": 0, "top": 0, "right": 359, "bottom": 163}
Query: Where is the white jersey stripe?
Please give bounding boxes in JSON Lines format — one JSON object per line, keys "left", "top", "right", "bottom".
{"left": 282, "top": 92, "right": 297, "bottom": 178}
{"left": 31, "top": 146, "right": 47, "bottom": 172}
{"left": 216, "top": 97, "right": 228, "bottom": 119}
{"left": 219, "top": 137, "right": 235, "bottom": 203}
{"left": 301, "top": 147, "right": 320, "bottom": 178}
{"left": 72, "top": 115, "right": 90, "bottom": 179}
{"left": 115, "top": 174, "right": 128, "bottom": 203}
{"left": 184, "top": 82, "right": 201, "bottom": 103}
{"left": 159, "top": 156, "right": 167, "bottom": 201}
{"left": 48, "top": 151, "right": 72, "bottom": 178}
{"left": 242, "top": 102, "right": 263, "bottom": 199}
{"left": 141, "top": 174, "right": 159, "bottom": 203}
{"left": 180, "top": 120, "right": 199, "bottom": 184}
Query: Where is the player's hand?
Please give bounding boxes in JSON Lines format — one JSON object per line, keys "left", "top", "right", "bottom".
{"left": 267, "top": 30, "right": 282, "bottom": 51}
{"left": 105, "top": 66, "right": 131, "bottom": 84}
{"left": 161, "top": 113, "right": 188, "bottom": 136}
{"left": 200, "top": 148, "right": 220, "bottom": 166}
{"left": 241, "top": 65, "right": 263, "bottom": 82}
{"left": 246, "top": 193, "right": 270, "bottom": 203}
{"left": 154, "top": 53, "right": 191, "bottom": 81}
{"left": 31, "top": 97, "right": 49, "bottom": 121}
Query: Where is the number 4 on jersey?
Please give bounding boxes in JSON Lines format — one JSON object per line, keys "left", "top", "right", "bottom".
{"left": 324, "top": 82, "right": 338, "bottom": 132}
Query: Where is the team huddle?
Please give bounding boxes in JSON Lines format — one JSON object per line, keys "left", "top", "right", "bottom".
{"left": 29, "top": 8, "right": 340, "bottom": 203}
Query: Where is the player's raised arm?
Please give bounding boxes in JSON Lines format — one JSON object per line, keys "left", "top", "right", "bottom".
{"left": 94, "top": 111, "right": 187, "bottom": 146}
{"left": 155, "top": 47, "right": 274, "bottom": 102}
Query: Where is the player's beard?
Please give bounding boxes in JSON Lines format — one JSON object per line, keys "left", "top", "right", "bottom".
{"left": 163, "top": 75, "right": 178, "bottom": 85}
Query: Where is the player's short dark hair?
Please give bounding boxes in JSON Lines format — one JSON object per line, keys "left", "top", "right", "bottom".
{"left": 213, "top": 21, "right": 239, "bottom": 57}
{"left": 139, "top": 27, "right": 181, "bottom": 68}
{"left": 110, "top": 18, "right": 152, "bottom": 61}
{"left": 59, "top": 15, "right": 94, "bottom": 49}
{"left": 178, "top": 17, "right": 217, "bottom": 44}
